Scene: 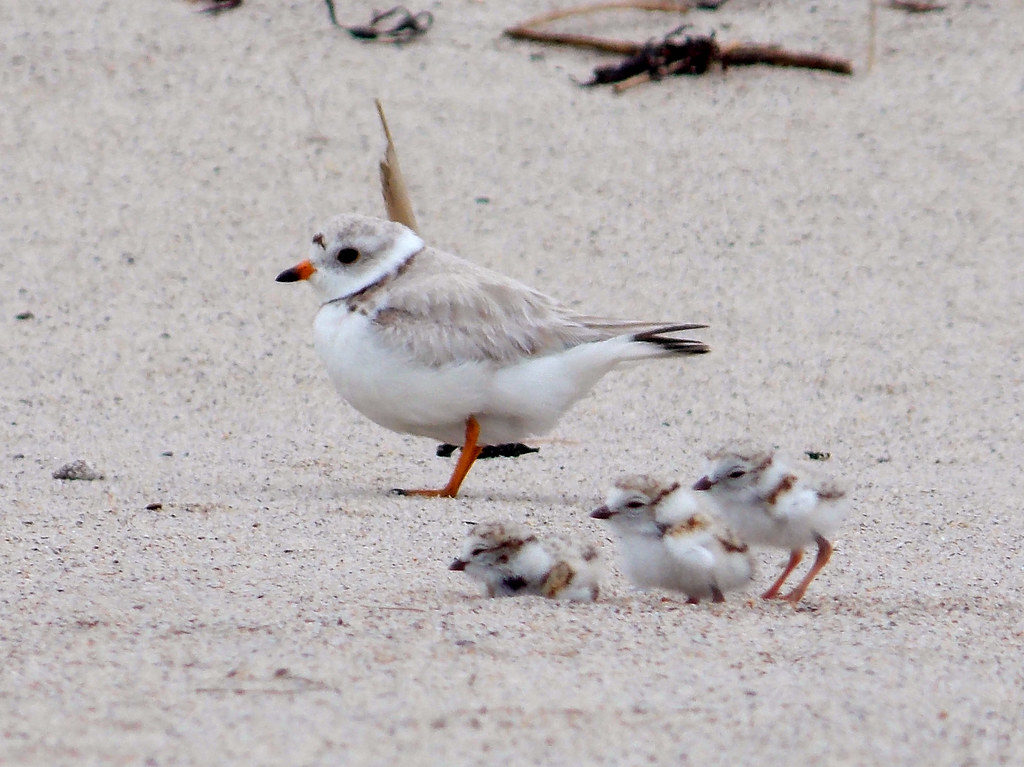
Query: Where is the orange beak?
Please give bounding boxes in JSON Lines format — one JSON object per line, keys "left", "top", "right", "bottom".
{"left": 276, "top": 260, "right": 316, "bottom": 282}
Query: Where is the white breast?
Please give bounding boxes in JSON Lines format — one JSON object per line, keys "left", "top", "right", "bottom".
{"left": 616, "top": 535, "right": 680, "bottom": 591}
{"left": 313, "top": 304, "right": 490, "bottom": 444}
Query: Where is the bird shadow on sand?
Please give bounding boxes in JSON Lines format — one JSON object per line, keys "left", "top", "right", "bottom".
{"left": 332, "top": 482, "right": 587, "bottom": 510}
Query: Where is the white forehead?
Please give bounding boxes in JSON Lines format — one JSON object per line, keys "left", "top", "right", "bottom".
{"left": 310, "top": 214, "right": 422, "bottom": 257}
{"left": 321, "top": 213, "right": 404, "bottom": 240}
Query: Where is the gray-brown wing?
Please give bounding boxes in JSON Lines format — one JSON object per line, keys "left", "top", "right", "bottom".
{"left": 366, "top": 253, "right": 607, "bottom": 366}
{"left": 363, "top": 246, "right": 706, "bottom": 367}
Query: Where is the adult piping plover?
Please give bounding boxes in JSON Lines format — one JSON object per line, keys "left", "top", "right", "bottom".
{"left": 692, "top": 449, "right": 849, "bottom": 603}
{"left": 276, "top": 213, "right": 709, "bottom": 497}
{"left": 448, "top": 521, "right": 600, "bottom": 601}
{"left": 590, "top": 475, "right": 754, "bottom": 603}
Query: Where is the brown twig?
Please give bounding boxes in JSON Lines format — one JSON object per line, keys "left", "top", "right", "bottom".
{"left": 505, "top": 28, "right": 644, "bottom": 55}
{"left": 599, "top": 33, "right": 851, "bottom": 91}
{"left": 510, "top": 0, "right": 694, "bottom": 29}
{"left": 612, "top": 71, "right": 654, "bottom": 92}
{"left": 504, "top": 1, "right": 691, "bottom": 54}
{"left": 507, "top": 3, "right": 853, "bottom": 85}
{"left": 719, "top": 42, "right": 853, "bottom": 75}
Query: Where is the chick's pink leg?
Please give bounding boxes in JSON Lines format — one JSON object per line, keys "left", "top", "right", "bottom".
{"left": 761, "top": 549, "right": 803, "bottom": 600}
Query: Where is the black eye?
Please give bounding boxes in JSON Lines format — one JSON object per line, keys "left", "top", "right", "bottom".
{"left": 336, "top": 247, "right": 360, "bottom": 264}
{"left": 625, "top": 500, "right": 645, "bottom": 509}
{"left": 728, "top": 469, "right": 746, "bottom": 479}
{"left": 470, "top": 547, "right": 485, "bottom": 557}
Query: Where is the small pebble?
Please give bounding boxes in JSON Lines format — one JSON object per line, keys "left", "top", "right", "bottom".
{"left": 53, "top": 460, "right": 105, "bottom": 481}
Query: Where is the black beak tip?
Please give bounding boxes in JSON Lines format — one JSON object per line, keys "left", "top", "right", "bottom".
{"left": 589, "top": 506, "right": 612, "bottom": 520}
{"left": 276, "top": 268, "right": 300, "bottom": 283}
{"left": 449, "top": 559, "right": 467, "bottom": 571}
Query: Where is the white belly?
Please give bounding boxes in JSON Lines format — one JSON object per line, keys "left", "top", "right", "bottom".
{"left": 619, "top": 537, "right": 674, "bottom": 591}
{"left": 312, "top": 306, "right": 616, "bottom": 445}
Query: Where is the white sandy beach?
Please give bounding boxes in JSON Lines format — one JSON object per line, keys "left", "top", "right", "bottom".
{"left": 2, "top": 0, "right": 1023, "bottom": 763}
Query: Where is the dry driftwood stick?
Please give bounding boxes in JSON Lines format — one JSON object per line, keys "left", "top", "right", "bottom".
{"left": 504, "top": 1, "right": 691, "bottom": 54}
{"left": 375, "top": 100, "right": 419, "bottom": 233}
{"left": 508, "top": 3, "right": 853, "bottom": 83}
{"left": 601, "top": 34, "right": 852, "bottom": 91}
{"left": 510, "top": 0, "right": 693, "bottom": 28}
{"left": 719, "top": 42, "right": 853, "bottom": 75}
{"left": 506, "top": 28, "right": 644, "bottom": 55}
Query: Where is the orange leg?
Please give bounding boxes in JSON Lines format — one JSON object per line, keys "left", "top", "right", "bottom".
{"left": 761, "top": 549, "right": 803, "bottom": 600}
{"left": 393, "top": 416, "right": 483, "bottom": 498}
{"left": 783, "top": 535, "right": 833, "bottom": 603}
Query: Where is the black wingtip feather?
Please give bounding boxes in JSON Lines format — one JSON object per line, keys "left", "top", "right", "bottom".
{"left": 633, "top": 324, "right": 710, "bottom": 355}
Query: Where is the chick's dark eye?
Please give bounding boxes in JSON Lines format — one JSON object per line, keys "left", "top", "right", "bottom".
{"left": 625, "top": 500, "right": 645, "bottom": 509}
{"left": 470, "top": 547, "right": 485, "bottom": 557}
{"left": 728, "top": 469, "right": 746, "bottom": 479}
{"left": 336, "top": 247, "right": 360, "bottom": 264}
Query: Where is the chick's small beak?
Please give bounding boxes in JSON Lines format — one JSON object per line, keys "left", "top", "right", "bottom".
{"left": 590, "top": 505, "right": 614, "bottom": 520}
{"left": 276, "top": 260, "right": 316, "bottom": 282}
{"left": 692, "top": 476, "right": 713, "bottom": 491}
{"left": 448, "top": 558, "right": 467, "bottom": 571}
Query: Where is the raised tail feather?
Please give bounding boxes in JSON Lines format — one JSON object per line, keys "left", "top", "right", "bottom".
{"left": 633, "top": 324, "right": 710, "bottom": 355}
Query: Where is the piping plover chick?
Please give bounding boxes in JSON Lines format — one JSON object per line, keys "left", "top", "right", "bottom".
{"left": 590, "top": 476, "right": 754, "bottom": 604}
{"left": 448, "top": 521, "right": 599, "bottom": 602}
{"left": 276, "top": 213, "right": 708, "bottom": 497}
{"left": 692, "top": 449, "right": 849, "bottom": 603}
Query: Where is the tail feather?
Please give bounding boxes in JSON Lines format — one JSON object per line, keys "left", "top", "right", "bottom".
{"left": 632, "top": 324, "right": 710, "bottom": 356}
